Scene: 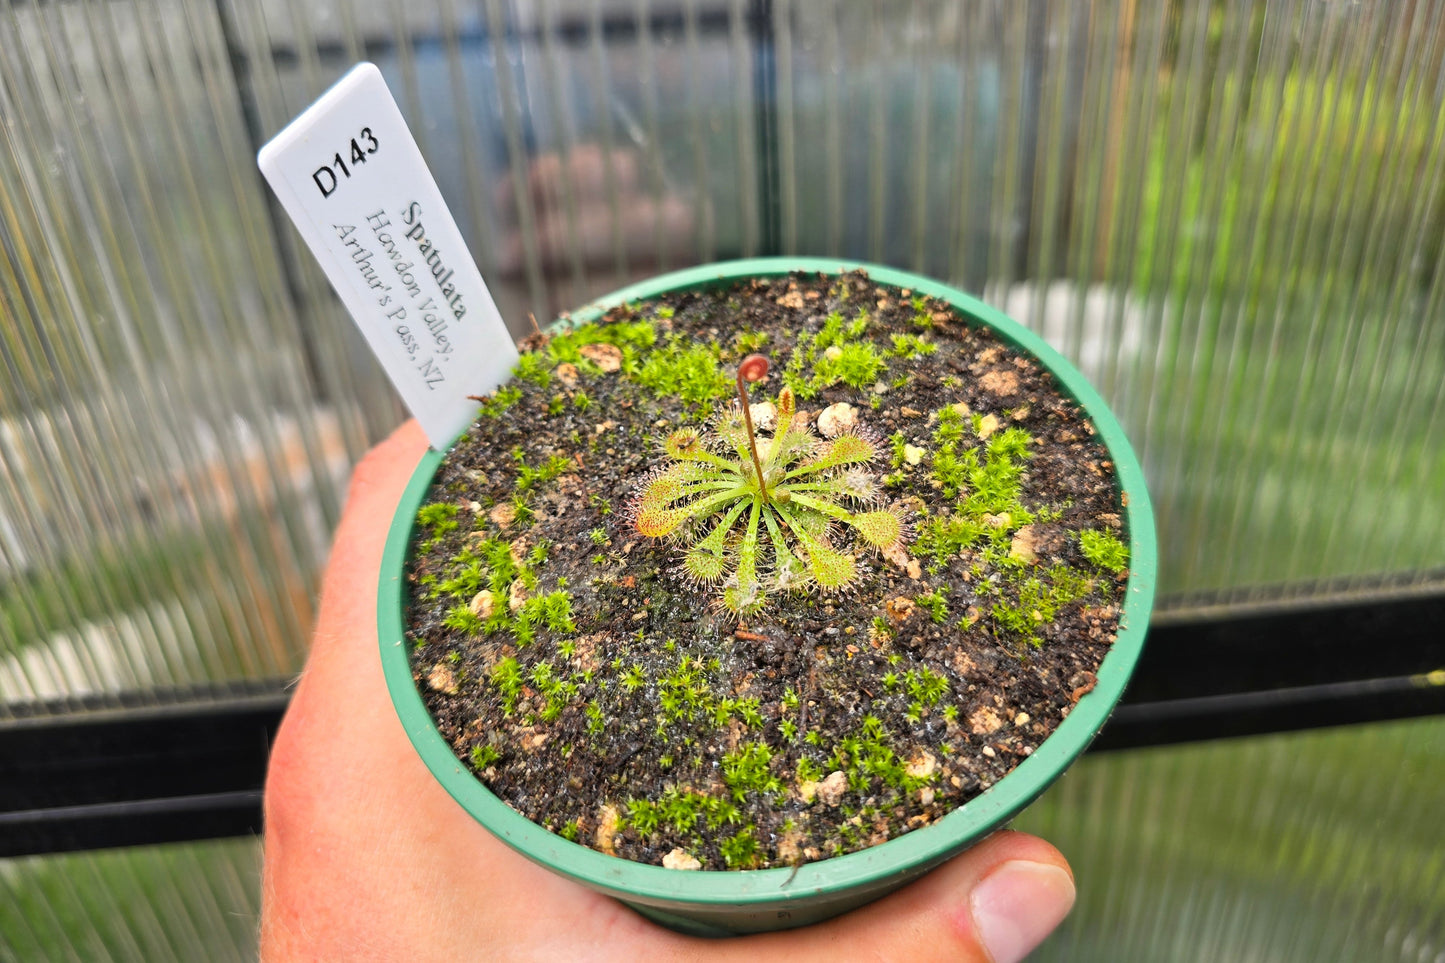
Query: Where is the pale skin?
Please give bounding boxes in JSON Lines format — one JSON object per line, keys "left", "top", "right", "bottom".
{"left": 260, "top": 420, "right": 1077, "bottom": 962}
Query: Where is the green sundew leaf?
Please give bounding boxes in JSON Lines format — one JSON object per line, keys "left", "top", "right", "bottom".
{"left": 636, "top": 480, "right": 745, "bottom": 537}
{"left": 787, "top": 433, "right": 878, "bottom": 478}
{"left": 684, "top": 505, "right": 747, "bottom": 582}
{"left": 761, "top": 387, "right": 798, "bottom": 469}
{"left": 691, "top": 500, "right": 749, "bottom": 554}
{"left": 786, "top": 471, "right": 880, "bottom": 504}
{"left": 735, "top": 501, "right": 762, "bottom": 588}
{"left": 637, "top": 463, "right": 700, "bottom": 509}
{"left": 762, "top": 507, "right": 813, "bottom": 593}
{"left": 714, "top": 411, "right": 756, "bottom": 467}
{"left": 663, "top": 427, "right": 705, "bottom": 459}
{"left": 851, "top": 510, "right": 903, "bottom": 548}
{"left": 723, "top": 503, "right": 768, "bottom": 614}
{"left": 782, "top": 490, "right": 857, "bottom": 525}
{"left": 796, "top": 534, "right": 857, "bottom": 591}
{"left": 723, "top": 581, "right": 768, "bottom": 615}
{"left": 634, "top": 503, "right": 692, "bottom": 538}
{"left": 776, "top": 502, "right": 831, "bottom": 541}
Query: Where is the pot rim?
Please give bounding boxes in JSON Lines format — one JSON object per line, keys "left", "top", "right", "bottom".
{"left": 378, "top": 257, "right": 1156, "bottom": 909}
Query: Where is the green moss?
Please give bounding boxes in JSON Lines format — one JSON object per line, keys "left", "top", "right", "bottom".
{"left": 490, "top": 657, "right": 524, "bottom": 713}
{"left": 481, "top": 384, "right": 523, "bottom": 417}
{"left": 442, "top": 604, "right": 483, "bottom": 636}
{"left": 415, "top": 502, "right": 460, "bottom": 551}
{"left": 734, "top": 329, "right": 769, "bottom": 353}
{"left": 796, "top": 756, "right": 824, "bottom": 783}
{"left": 625, "top": 788, "right": 741, "bottom": 842}
{"left": 816, "top": 342, "right": 887, "bottom": 391}
{"left": 547, "top": 319, "right": 657, "bottom": 364}
{"left": 514, "top": 591, "right": 575, "bottom": 645}
{"left": 436, "top": 553, "right": 484, "bottom": 599}
{"left": 513, "top": 450, "right": 571, "bottom": 494}
{"left": 722, "top": 742, "right": 783, "bottom": 801}
{"left": 829, "top": 714, "right": 935, "bottom": 797}
{"left": 782, "top": 310, "right": 889, "bottom": 399}
{"left": 915, "top": 513, "right": 988, "bottom": 569}
{"left": 720, "top": 827, "right": 761, "bottom": 869}
{"left": 991, "top": 565, "right": 1095, "bottom": 649}
{"left": 585, "top": 702, "right": 605, "bottom": 735}
{"left": 513, "top": 352, "right": 552, "bottom": 386}
{"left": 632, "top": 336, "right": 731, "bottom": 409}
{"left": 416, "top": 502, "right": 459, "bottom": 536}
{"left": 620, "top": 665, "right": 645, "bottom": 692}
{"left": 889, "top": 431, "right": 909, "bottom": 469}
{"left": 888, "top": 333, "right": 937, "bottom": 359}
{"left": 904, "top": 667, "right": 950, "bottom": 706}
{"left": 914, "top": 588, "right": 949, "bottom": 624}
{"left": 1079, "top": 529, "right": 1130, "bottom": 573}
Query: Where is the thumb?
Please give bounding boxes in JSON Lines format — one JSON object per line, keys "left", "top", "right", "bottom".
{"left": 718, "top": 831, "right": 1075, "bottom": 963}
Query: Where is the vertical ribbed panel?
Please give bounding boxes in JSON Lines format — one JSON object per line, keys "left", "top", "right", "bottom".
{"left": 1020, "top": 718, "right": 1445, "bottom": 962}
{"left": 776, "top": 0, "right": 1445, "bottom": 602}
{"left": 0, "top": 840, "right": 261, "bottom": 961}
{"left": 0, "top": 0, "right": 379, "bottom": 707}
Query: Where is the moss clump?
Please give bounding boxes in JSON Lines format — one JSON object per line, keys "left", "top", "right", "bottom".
{"left": 991, "top": 566, "right": 1095, "bottom": 650}
{"left": 547, "top": 318, "right": 657, "bottom": 365}
{"left": 782, "top": 309, "right": 889, "bottom": 398}
{"left": 415, "top": 502, "right": 459, "bottom": 552}
{"left": 1079, "top": 529, "right": 1130, "bottom": 573}
{"left": 633, "top": 337, "right": 732, "bottom": 409}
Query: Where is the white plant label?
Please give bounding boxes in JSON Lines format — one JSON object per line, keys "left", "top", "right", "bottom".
{"left": 257, "top": 62, "right": 517, "bottom": 450}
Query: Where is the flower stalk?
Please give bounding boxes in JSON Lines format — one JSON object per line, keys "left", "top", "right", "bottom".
{"left": 736, "top": 354, "right": 771, "bottom": 504}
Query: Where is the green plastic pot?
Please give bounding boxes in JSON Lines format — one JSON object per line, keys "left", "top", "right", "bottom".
{"left": 379, "top": 258, "right": 1156, "bottom": 936}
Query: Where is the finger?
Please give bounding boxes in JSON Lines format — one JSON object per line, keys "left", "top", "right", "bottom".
{"left": 697, "top": 831, "right": 1075, "bottom": 963}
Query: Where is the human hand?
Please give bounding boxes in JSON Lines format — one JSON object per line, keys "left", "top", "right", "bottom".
{"left": 260, "top": 420, "right": 1076, "bottom": 962}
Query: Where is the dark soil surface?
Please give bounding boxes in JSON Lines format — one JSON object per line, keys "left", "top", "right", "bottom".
{"left": 404, "top": 270, "right": 1127, "bottom": 872}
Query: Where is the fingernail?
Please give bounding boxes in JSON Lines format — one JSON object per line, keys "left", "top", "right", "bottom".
{"left": 969, "top": 860, "right": 1076, "bottom": 963}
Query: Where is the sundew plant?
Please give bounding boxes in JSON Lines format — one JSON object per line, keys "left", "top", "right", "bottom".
{"left": 630, "top": 355, "right": 906, "bottom": 615}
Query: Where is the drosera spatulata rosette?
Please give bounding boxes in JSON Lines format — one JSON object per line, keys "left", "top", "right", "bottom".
{"left": 629, "top": 354, "right": 908, "bottom": 615}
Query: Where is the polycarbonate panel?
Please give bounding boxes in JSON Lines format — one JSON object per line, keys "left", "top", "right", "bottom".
{"left": 0, "top": 839, "right": 261, "bottom": 961}
{"left": 774, "top": 0, "right": 1445, "bottom": 602}
{"left": 1020, "top": 718, "right": 1445, "bottom": 962}
{"left": 0, "top": 0, "right": 396, "bottom": 709}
